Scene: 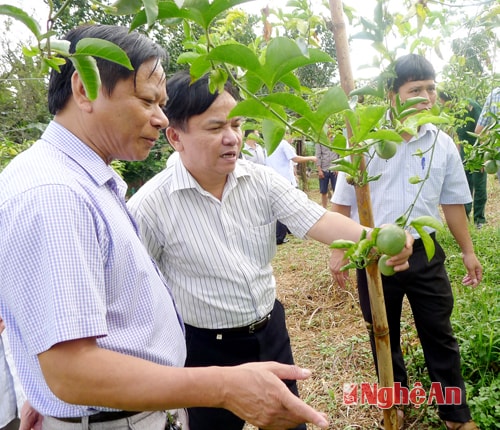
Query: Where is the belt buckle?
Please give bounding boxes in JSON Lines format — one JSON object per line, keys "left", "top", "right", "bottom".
{"left": 249, "top": 313, "right": 270, "bottom": 333}
{"left": 248, "top": 320, "right": 258, "bottom": 334}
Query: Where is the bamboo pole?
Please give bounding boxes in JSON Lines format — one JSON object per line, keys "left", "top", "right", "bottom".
{"left": 328, "top": 1, "right": 398, "bottom": 429}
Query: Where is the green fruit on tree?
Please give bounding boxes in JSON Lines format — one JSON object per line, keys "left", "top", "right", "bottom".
{"left": 375, "top": 224, "right": 406, "bottom": 256}
{"left": 483, "top": 151, "right": 495, "bottom": 161}
{"left": 375, "top": 140, "right": 398, "bottom": 159}
{"left": 484, "top": 159, "right": 498, "bottom": 175}
{"left": 378, "top": 254, "right": 396, "bottom": 276}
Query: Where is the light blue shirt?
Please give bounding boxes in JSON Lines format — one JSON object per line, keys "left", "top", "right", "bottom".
{"left": 0, "top": 121, "right": 186, "bottom": 418}
{"left": 127, "top": 158, "right": 326, "bottom": 329}
{"left": 332, "top": 123, "right": 472, "bottom": 235}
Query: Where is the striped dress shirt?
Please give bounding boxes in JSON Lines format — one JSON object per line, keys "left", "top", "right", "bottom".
{"left": 127, "top": 159, "right": 326, "bottom": 329}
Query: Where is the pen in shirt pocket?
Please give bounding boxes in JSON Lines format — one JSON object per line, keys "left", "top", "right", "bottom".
{"left": 421, "top": 157, "right": 426, "bottom": 171}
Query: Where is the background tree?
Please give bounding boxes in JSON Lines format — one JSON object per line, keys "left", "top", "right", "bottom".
{"left": 0, "top": 19, "right": 49, "bottom": 149}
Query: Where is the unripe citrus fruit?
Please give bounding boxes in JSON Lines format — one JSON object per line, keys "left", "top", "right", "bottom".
{"left": 375, "top": 224, "right": 406, "bottom": 256}
{"left": 378, "top": 254, "right": 396, "bottom": 276}
{"left": 483, "top": 151, "right": 494, "bottom": 161}
{"left": 375, "top": 140, "right": 398, "bottom": 160}
{"left": 484, "top": 159, "right": 498, "bottom": 174}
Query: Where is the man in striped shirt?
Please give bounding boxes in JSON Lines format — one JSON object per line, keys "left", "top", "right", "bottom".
{"left": 127, "top": 70, "right": 414, "bottom": 430}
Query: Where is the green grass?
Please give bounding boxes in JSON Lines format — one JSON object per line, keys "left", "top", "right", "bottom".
{"left": 396, "top": 223, "right": 500, "bottom": 429}
{"left": 249, "top": 177, "right": 500, "bottom": 429}
{"left": 434, "top": 225, "right": 500, "bottom": 429}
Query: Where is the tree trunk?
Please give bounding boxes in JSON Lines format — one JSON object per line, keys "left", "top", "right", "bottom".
{"left": 328, "top": 1, "right": 398, "bottom": 429}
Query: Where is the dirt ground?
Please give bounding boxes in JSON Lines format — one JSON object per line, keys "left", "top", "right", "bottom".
{"left": 245, "top": 175, "right": 500, "bottom": 430}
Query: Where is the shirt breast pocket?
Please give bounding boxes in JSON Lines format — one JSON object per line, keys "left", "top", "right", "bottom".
{"left": 243, "top": 221, "right": 275, "bottom": 267}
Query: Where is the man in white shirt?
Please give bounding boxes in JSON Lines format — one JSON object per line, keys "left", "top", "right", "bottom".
{"left": 241, "top": 129, "right": 267, "bottom": 165}
{"left": 331, "top": 54, "right": 482, "bottom": 430}
{"left": 266, "top": 137, "right": 317, "bottom": 243}
{"left": 0, "top": 317, "right": 25, "bottom": 430}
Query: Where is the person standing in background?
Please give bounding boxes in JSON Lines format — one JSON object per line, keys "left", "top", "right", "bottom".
{"left": 439, "top": 91, "right": 486, "bottom": 229}
{"left": 0, "top": 317, "right": 25, "bottom": 430}
{"left": 241, "top": 129, "right": 267, "bottom": 165}
{"left": 475, "top": 87, "right": 500, "bottom": 182}
{"left": 315, "top": 142, "right": 339, "bottom": 208}
{"left": 266, "top": 136, "right": 317, "bottom": 244}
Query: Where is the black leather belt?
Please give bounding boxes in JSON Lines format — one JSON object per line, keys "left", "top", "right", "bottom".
{"left": 54, "top": 410, "right": 141, "bottom": 423}
{"left": 221, "top": 311, "right": 272, "bottom": 334}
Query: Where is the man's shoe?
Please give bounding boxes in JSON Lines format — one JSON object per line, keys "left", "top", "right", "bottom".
{"left": 475, "top": 223, "right": 484, "bottom": 230}
{"left": 445, "top": 420, "right": 480, "bottom": 430}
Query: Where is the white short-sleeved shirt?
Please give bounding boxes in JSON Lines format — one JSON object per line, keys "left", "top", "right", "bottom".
{"left": 128, "top": 158, "right": 326, "bottom": 329}
{"left": 266, "top": 140, "right": 298, "bottom": 186}
{"left": 0, "top": 332, "right": 26, "bottom": 427}
{"left": 332, "top": 124, "right": 472, "bottom": 235}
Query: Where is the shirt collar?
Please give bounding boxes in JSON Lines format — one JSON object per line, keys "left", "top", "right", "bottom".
{"left": 169, "top": 158, "right": 251, "bottom": 197}
{"left": 41, "top": 121, "right": 127, "bottom": 198}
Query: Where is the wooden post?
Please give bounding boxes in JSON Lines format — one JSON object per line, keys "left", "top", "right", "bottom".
{"left": 328, "top": 1, "right": 398, "bottom": 429}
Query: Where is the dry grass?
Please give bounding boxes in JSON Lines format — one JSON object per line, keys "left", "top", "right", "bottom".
{"left": 245, "top": 176, "right": 500, "bottom": 430}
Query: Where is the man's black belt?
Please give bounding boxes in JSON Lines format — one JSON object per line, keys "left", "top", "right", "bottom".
{"left": 54, "top": 410, "right": 141, "bottom": 423}
{"left": 221, "top": 311, "right": 272, "bottom": 334}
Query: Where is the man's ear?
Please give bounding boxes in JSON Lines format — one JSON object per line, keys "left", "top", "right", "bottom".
{"left": 71, "top": 71, "right": 93, "bottom": 113}
{"left": 166, "top": 126, "right": 183, "bottom": 151}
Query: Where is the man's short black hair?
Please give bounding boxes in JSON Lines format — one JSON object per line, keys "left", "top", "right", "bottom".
{"left": 386, "top": 54, "right": 436, "bottom": 93}
{"left": 48, "top": 24, "right": 168, "bottom": 115}
{"left": 164, "top": 70, "right": 240, "bottom": 130}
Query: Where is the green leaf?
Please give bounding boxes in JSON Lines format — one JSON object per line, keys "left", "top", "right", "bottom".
{"left": 143, "top": 0, "right": 160, "bottom": 26}
{"left": 208, "top": 68, "right": 228, "bottom": 94}
{"left": 0, "top": 4, "right": 41, "bottom": 39}
{"left": 277, "top": 72, "right": 302, "bottom": 92}
{"left": 365, "top": 129, "right": 403, "bottom": 143}
{"left": 261, "top": 93, "right": 313, "bottom": 119}
{"left": 314, "top": 87, "right": 350, "bottom": 128}
{"left": 74, "top": 38, "right": 133, "bottom": 70}
{"left": 205, "top": 43, "right": 261, "bottom": 71}
{"left": 410, "top": 215, "right": 444, "bottom": 232}
{"left": 110, "top": 0, "right": 142, "bottom": 14}
{"left": 258, "top": 37, "right": 333, "bottom": 90}
{"left": 262, "top": 119, "right": 285, "bottom": 155}
{"left": 330, "top": 240, "right": 356, "bottom": 249}
{"left": 176, "top": 51, "right": 201, "bottom": 64}
{"left": 350, "top": 84, "right": 385, "bottom": 99}
{"left": 188, "top": 54, "right": 211, "bottom": 79}
{"left": 228, "top": 99, "right": 286, "bottom": 123}
{"left": 69, "top": 55, "right": 101, "bottom": 101}
{"left": 348, "top": 105, "right": 387, "bottom": 144}
{"left": 40, "top": 40, "right": 71, "bottom": 57}
{"left": 412, "top": 225, "right": 436, "bottom": 261}
{"left": 130, "top": 0, "right": 253, "bottom": 31}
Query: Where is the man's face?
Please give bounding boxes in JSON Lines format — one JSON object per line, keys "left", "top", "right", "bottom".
{"left": 392, "top": 79, "right": 437, "bottom": 112}
{"left": 169, "top": 91, "right": 243, "bottom": 184}
{"left": 88, "top": 59, "right": 169, "bottom": 163}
